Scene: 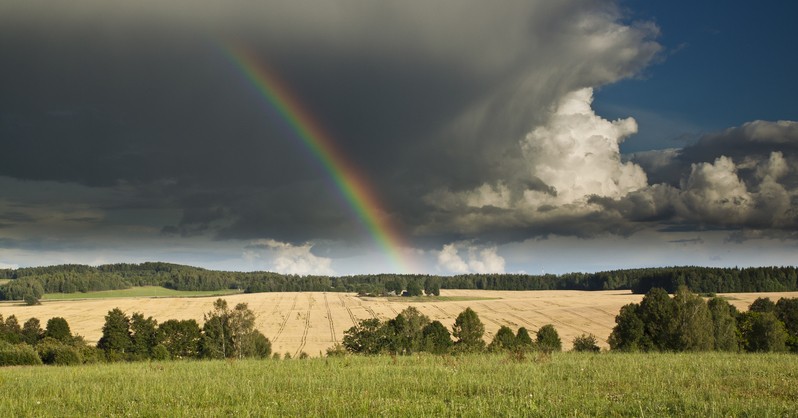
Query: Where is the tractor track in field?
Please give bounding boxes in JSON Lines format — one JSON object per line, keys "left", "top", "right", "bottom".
{"left": 432, "top": 305, "right": 451, "bottom": 320}
{"left": 472, "top": 303, "right": 509, "bottom": 328}
{"left": 363, "top": 304, "right": 380, "bottom": 320}
{"left": 294, "top": 294, "right": 313, "bottom": 357}
{"left": 323, "top": 292, "right": 337, "bottom": 344}
{"left": 272, "top": 293, "right": 299, "bottom": 343}
{"left": 339, "top": 294, "right": 359, "bottom": 329}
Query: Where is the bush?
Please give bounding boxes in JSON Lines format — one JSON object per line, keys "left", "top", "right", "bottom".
{"left": 572, "top": 334, "right": 600, "bottom": 352}
{"left": 152, "top": 344, "right": 170, "bottom": 361}
{"left": 488, "top": 326, "right": 516, "bottom": 352}
{"left": 23, "top": 294, "right": 40, "bottom": 306}
{"left": 326, "top": 344, "right": 348, "bottom": 357}
{"left": 0, "top": 341, "right": 42, "bottom": 366}
{"left": 536, "top": 324, "right": 562, "bottom": 353}
{"left": 36, "top": 337, "right": 83, "bottom": 365}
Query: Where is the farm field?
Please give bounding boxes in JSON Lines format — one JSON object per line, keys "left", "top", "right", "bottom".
{"left": 2, "top": 289, "right": 797, "bottom": 355}
{"left": 1, "top": 352, "right": 797, "bottom": 416}
{"left": 41, "top": 286, "right": 242, "bottom": 300}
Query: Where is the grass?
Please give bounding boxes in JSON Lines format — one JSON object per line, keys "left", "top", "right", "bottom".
{"left": 41, "top": 286, "right": 242, "bottom": 301}
{"left": 0, "top": 279, "right": 10, "bottom": 285}
{"left": 1, "top": 352, "right": 796, "bottom": 416}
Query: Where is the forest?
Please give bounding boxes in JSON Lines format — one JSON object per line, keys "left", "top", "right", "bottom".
{"left": 1, "top": 263, "right": 797, "bottom": 302}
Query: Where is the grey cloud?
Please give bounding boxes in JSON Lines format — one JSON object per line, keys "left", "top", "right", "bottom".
{"left": 606, "top": 122, "right": 798, "bottom": 237}
{"left": 1, "top": 1, "right": 662, "bottom": 250}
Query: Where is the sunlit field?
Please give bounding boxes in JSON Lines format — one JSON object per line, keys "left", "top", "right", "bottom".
{"left": 2, "top": 289, "right": 796, "bottom": 355}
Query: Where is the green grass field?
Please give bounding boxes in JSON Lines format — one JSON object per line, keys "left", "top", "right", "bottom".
{"left": 41, "top": 286, "right": 242, "bottom": 300}
{"left": 1, "top": 352, "right": 796, "bottom": 416}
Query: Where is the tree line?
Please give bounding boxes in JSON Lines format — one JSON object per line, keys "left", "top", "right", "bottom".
{"left": 2, "top": 263, "right": 797, "bottom": 302}
{"left": 609, "top": 287, "right": 798, "bottom": 353}
{"left": 0, "top": 299, "right": 271, "bottom": 366}
{"left": 336, "top": 306, "right": 589, "bottom": 357}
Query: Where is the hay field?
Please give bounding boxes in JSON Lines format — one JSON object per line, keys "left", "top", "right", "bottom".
{"left": 2, "top": 289, "right": 797, "bottom": 355}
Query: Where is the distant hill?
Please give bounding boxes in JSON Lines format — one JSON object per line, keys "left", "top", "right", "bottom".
{"left": 1, "top": 262, "right": 796, "bottom": 301}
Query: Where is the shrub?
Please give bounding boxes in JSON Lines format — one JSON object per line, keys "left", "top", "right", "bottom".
{"left": 421, "top": 321, "right": 453, "bottom": 354}
{"left": 0, "top": 341, "right": 42, "bottom": 366}
{"left": 515, "top": 327, "right": 534, "bottom": 351}
{"left": 23, "top": 294, "right": 40, "bottom": 306}
{"left": 36, "top": 337, "right": 83, "bottom": 365}
{"left": 572, "top": 334, "right": 600, "bottom": 352}
{"left": 326, "top": 344, "right": 348, "bottom": 357}
{"left": 488, "top": 326, "right": 516, "bottom": 352}
{"left": 152, "top": 344, "right": 171, "bottom": 361}
{"left": 536, "top": 324, "right": 562, "bottom": 353}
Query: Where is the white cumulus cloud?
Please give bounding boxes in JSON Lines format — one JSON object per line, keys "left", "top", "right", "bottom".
{"left": 437, "top": 242, "right": 505, "bottom": 274}
{"left": 244, "top": 239, "right": 334, "bottom": 275}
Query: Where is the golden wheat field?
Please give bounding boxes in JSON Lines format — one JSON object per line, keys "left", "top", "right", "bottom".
{"left": 2, "top": 289, "right": 797, "bottom": 356}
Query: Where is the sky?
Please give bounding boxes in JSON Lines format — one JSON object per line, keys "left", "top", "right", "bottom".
{"left": 1, "top": 0, "right": 796, "bottom": 275}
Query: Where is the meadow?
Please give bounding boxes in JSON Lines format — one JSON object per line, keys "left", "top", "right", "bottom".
{"left": 2, "top": 289, "right": 797, "bottom": 355}
{"left": 1, "top": 352, "right": 796, "bottom": 416}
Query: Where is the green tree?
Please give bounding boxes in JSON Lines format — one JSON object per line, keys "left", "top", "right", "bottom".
{"left": 406, "top": 280, "right": 423, "bottom": 297}
{"left": 637, "top": 287, "right": 674, "bottom": 351}
{"left": 23, "top": 294, "right": 40, "bottom": 306}
{"left": 572, "top": 333, "right": 600, "bottom": 352}
{"left": 670, "top": 287, "right": 714, "bottom": 351}
{"left": 97, "top": 308, "right": 132, "bottom": 361}
{"left": 21, "top": 317, "right": 43, "bottom": 346}
{"left": 130, "top": 313, "right": 159, "bottom": 360}
{"left": 452, "top": 307, "right": 485, "bottom": 352}
{"left": 382, "top": 314, "right": 410, "bottom": 354}
{"left": 158, "top": 319, "right": 202, "bottom": 359}
{"left": 515, "top": 327, "right": 534, "bottom": 351}
{"left": 488, "top": 325, "right": 516, "bottom": 352}
{"left": 242, "top": 330, "right": 272, "bottom": 358}
{"left": 536, "top": 324, "right": 562, "bottom": 353}
{"left": 201, "top": 299, "right": 233, "bottom": 359}
{"left": 739, "top": 311, "right": 788, "bottom": 352}
{"left": 608, "top": 303, "right": 644, "bottom": 351}
{"left": 0, "top": 315, "right": 22, "bottom": 344}
{"left": 45, "top": 317, "right": 73, "bottom": 343}
{"left": 394, "top": 307, "right": 430, "bottom": 354}
{"left": 749, "top": 297, "right": 776, "bottom": 313}
{"left": 421, "top": 320, "right": 453, "bottom": 354}
{"left": 342, "top": 318, "right": 385, "bottom": 354}
{"left": 775, "top": 297, "right": 798, "bottom": 351}
{"left": 708, "top": 297, "right": 739, "bottom": 351}
{"left": 424, "top": 277, "right": 441, "bottom": 296}
{"left": 229, "top": 303, "right": 257, "bottom": 359}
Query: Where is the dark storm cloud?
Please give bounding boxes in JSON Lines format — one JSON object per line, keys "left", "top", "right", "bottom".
{"left": 1, "top": 0, "right": 663, "bottom": 249}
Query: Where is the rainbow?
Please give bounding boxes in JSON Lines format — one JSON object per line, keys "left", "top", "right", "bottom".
{"left": 220, "top": 43, "right": 415, "bottom": 273}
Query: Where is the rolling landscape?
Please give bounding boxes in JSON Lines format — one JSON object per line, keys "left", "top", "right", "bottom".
{"left": 2, "top": 0, "right": 798, "bottom": 416}
{"left": 3, "top": 287, "right": 798, "bottom": 355}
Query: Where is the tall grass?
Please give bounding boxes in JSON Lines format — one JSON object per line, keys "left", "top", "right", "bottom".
{"left": 1, "top": 352, "right": 796, "bottom": 416}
